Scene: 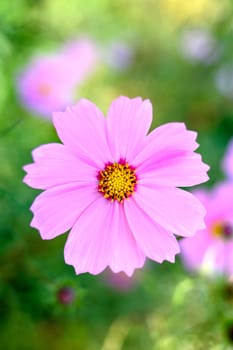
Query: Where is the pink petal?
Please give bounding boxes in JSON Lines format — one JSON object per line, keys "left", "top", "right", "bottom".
{"left": 180, "top": 230, "right": 211, "bottom": 270}
{"left": 64, "top": 198, "right": 115, "bottom": 275}
{"left": 196, "top": 240, "right": 233, "bottom": 275}
{"left": 23, "top": 143, "right": 97, "bottom": 190}
{"left": 133, "top": 184, "right": 206, "bottom": 237}
{"left": 222, "top": 138, "right": 233, "bottom": 179}
{"left": 192, "top": 188, "right": 210, "bottom": 208}
{"left": 132, "top": 122, "right": 209, "bottom": 187}
{"left": 53, "top": 99, "right": 112, "bottom": 168}
{"left": 137, "top": 151, "right": 209, "bottom": 187}
{"left": 30, "top": 183, "right": 99, "bottom": 239}
{"left": 109, "top": 203, "right": 146, "bottom": 276}
{"left": 106, "top": 96, "right": 152, "bottom": 162}
{"left": 192, "top": 188, "right": 215, "bottom": 227}
{"left": 133, "top": 123, "right": 199, "bottom": 165}
{"left": 124, "top": 198, "right": 180, "bottom": 263}
{"left": 206, "top": 183, "right": 233, "bottom": 222}
{"left": 223, "top": 242, "right": 233, "bottom": 275}
{"left": 180, "top": 184, "right": 233, "bottom": 276}
{"left": 205, "top": 241, "right": 232, "bottom": 275}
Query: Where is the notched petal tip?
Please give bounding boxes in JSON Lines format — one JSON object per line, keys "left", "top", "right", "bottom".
{"left": 72, "top": 266, "right": 85, "bottom": 275}
{"left": 22, "top": 163, "right": 34, "bottom": 176}
{"left": 169, "top": 250, "right": 180, "bottom": 263}
{"left": 30, "top": 219, "right": 49, "bottom": 240}
{"left": 115, "top": 95, "right": 142, "bottom": 103}
{"left": 109, "top": 96, "right": 152, "bottom": 112}
{"left": 30, "top": 216, "right": 41, "bottom": 234}
{"left": 141, "top": 98, "right": 153, "bottom": 118}
{"left": 22, "top": 164, "right": 29, "bottom": 173}
{"left": 198, "top": 160, "right": 210, "bottom": 184}
{"left": 69, "top": 98, "right": 96, "bottom": 111}
{"left": 119, "top": 269, "right": 134, "bottom": 278}
{"left": 109, "top": 261, "right": 145, "bottom": 277}
{"left": 144, "top": 99, "right": 153, "bottom": 110}
{"left": 154, "top": 245, "right": 180, "bottom": 264}
{"left": 68, "top": 261, "right": 107, "bottom": 276}
{"left": 22, "top": 174, "right": 30, "bottom": 186}
{"left": 204, "top": 162, "right": 211, "bottom": 172}
{"left": 52, "top": 110, "right": 63, "bottom": 126}
{"left": 22, "top": 165, "right": 37, "bottom": 186}
{"left": 31, "top": 143, "right": 58, "bottom": 161}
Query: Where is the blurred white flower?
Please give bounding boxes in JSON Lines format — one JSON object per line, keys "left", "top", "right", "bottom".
{"left": 215, "top": 65, "right": 233, "bottom": 98}
{"left": 103, "top": 40, "right": 134, "bottom": 70}
{"left": 180, "top": 28, "right": 218, "bottom": 64}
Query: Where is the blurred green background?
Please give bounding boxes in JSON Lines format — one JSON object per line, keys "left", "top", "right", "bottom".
{"left": 1, "top": 0, "right": 233, "bottom": 349}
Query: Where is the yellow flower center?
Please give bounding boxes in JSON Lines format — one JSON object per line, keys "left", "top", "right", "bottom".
{"left": 98, "top": 162, "right": 137, "bottom": 203}
{"left": 212, "top": 222, "right": 233, "bottom": 240}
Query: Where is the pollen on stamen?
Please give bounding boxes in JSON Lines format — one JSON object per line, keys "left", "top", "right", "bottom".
{"left": 98, "top": 161, "right": 137, "bottom": 203}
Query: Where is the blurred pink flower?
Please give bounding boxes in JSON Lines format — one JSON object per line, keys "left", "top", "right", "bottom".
{"left": 222, "top": 139, "right": 233, "bottom": 179}
{"left": 62, "top": 38, "right": 98, "bottom": 84}
{"left": 23, "top": 96, "right": 209, "bottom": 276}
{"left": 180, "top": 183, "right": 233, "bottom": 276}
{"left": 17, "top": 39, "right": 98, "bottom": 118}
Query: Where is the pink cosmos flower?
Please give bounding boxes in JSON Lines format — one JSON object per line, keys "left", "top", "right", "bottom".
{"left": 23, "top": 96, "right": 209, "bottom": 276}
{"left": 17, "top": 54, "right": 75, "bottom": 117}
{"left": 180, "top": 183, "right": 233, "bottom": 276}
{"left": 222, "top": 139, "right": 233, "bottom": 180}
{"left": 17, "top": 39, "right": 98, "bottom": 118}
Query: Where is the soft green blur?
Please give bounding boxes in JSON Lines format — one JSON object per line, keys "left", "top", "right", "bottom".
{"left": 1, "top": 1, "right": 233, "bottom": 349}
